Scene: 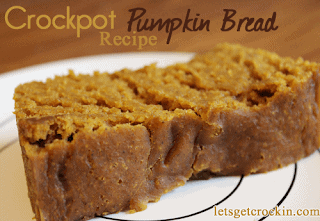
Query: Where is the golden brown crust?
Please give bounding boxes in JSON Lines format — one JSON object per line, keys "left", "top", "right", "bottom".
{"left": 14, "top": 43, "right": 320, "bottom": 221}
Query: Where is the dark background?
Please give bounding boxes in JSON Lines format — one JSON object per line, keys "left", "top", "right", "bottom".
{"left": 0, "top": 0, "right": 319, "bottom": 75}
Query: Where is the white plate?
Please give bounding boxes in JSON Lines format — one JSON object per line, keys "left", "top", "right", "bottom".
{"left": 0, "top": 53, "right": 319, "bottom": 221}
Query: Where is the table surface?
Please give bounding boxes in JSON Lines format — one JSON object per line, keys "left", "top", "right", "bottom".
{"left": 1, "top": 0, "right": 320, "bottom": 75}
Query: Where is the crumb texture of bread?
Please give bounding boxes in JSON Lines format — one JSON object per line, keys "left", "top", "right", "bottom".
{"left": 14, "top": 43, "right": 320, "bottom": 221}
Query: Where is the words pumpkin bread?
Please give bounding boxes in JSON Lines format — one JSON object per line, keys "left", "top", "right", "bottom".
{"left": 14, "top": 43, "right": 320, "bottom": 221}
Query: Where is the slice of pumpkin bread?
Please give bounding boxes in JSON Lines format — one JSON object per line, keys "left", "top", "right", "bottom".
{"left": 14, "top": 43, "right": 320, "bottom": 221}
